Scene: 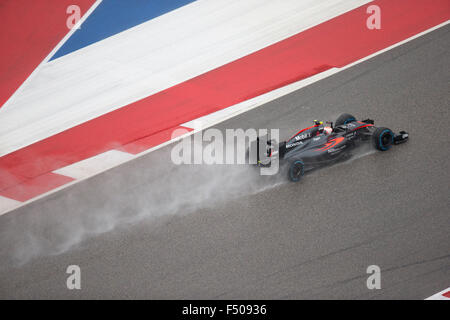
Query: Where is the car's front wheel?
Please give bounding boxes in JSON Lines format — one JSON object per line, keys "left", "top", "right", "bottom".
{"left": 373, "top": 127, "right": 394, "bottom": 151}
{"left": 288, "top": 160, "right": 305, "bottom": 182}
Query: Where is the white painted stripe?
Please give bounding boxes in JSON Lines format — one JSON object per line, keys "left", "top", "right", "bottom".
{"left": 53, "top": 150, "right": 135, "bottom": 179}
{"left": 0, "top": 0, "right": 372, "bottom": 157}
{"left": 0, "top": 20, "right": 447, "bottom": 217}
{"left": 0, "top": 196, "right": 21, "bottom": 216}
{"left": 425, "top": 287, "right": 450, "bottom": 300}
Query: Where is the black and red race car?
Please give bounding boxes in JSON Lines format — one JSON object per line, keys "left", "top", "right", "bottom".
{"left": 253, "top": 113, "right": 409, "bottom": 182}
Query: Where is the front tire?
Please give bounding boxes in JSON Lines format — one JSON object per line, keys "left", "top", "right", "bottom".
{"left": 373, "top": 127, "right": 394, "bottom": 151}
{"left": 288, "top": 160, "right": 305, "bottom": 182}
{"left": 335, "top": 113, "right": 356, "bottom": 126}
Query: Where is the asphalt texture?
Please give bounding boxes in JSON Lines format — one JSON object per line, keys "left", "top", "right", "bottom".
{"left": 0, "top": 25, "right": 449, "bottom": 299}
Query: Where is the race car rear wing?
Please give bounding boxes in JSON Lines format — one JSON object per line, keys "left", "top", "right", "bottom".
{"left": 249, "top": 135, "right": 286, "bottom": 166}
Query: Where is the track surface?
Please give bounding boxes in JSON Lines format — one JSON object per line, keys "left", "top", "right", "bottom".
{"left": 0, "top": 26, "right": 449, "bottom": 299}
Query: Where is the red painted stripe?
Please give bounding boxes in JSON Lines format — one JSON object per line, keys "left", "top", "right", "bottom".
{"left": 0, "top": 0, "right": 448, "bottom": 201}
{"left": 0, "top": 0, "right": 95, "bottom": 109}
{"left": 443, "top": 291, "right": 450, "bottom": 298}
{"left": 119, "top": 126, "right": 192, "bottom": 155}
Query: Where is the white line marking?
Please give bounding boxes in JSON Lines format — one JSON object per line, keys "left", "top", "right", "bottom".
{"left": 0, "top": 196, "right": 21, "bottom": 216}
{"left": 0, "top": 20, "right": 448, "bottom": 217}
{"left": 54, "top": 150, "right": 135, "bottom": 180}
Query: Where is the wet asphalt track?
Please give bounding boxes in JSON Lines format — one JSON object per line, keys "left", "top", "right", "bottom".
{"left": 0, "top": 25, "right": 449, "bottom": 299}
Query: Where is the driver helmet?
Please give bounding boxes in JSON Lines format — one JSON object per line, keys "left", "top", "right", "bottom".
{"left": 314, "top": 120, "right": 324, "bottom": 134}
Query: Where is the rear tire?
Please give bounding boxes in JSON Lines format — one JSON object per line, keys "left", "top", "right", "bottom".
{"left": 288, "top": 160, "right": 304, "bottom": 182}
{"left": 335, "top": 113, "right": 356, "bottom": 126}
{"left": 373, "top": 127, "right": 394, "bottom": 151}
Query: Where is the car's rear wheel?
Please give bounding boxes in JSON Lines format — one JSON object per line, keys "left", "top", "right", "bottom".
{"left": 288, "top": 160, "right": 304, "bottom": 182}
{"left": 335, "top": 113, "right": 356, "bottom": 126}
{"left": 373, "top": 127, "right": 394, "bottom": 151}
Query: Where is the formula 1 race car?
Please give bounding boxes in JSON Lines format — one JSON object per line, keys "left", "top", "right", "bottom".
{"left": 252, "top": 113, "right": 409, "bottom": 182}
